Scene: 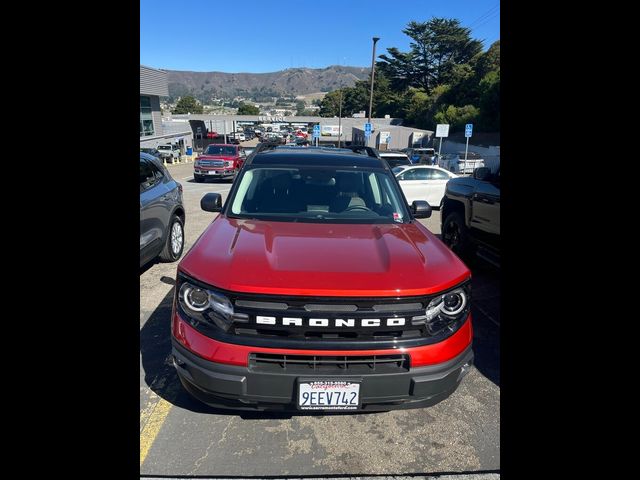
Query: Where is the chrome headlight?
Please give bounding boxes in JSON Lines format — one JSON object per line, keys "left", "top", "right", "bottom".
{"left": 178, "top": 281, "right": 234, "bottom": 331}
{"left": 225, "top": 160, "right": 233, "bottom": 167}
{"left": 423, "top": 283, "right": 471, "bottom": 335}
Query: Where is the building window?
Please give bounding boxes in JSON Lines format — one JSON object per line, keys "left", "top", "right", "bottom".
{"left": 140, "top": 95, "right": 154, "bottom": 136}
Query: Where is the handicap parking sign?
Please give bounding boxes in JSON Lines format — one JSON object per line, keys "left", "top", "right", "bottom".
{"left": 465, "top": 124, "right": 473, "bottom": 138}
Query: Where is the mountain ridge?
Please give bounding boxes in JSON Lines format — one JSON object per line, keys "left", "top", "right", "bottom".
{"left": 164, "top": 65, "right": 370, "bottom": 102}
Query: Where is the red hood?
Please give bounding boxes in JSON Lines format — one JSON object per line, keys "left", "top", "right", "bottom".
{"left": 197, "top": 154, "right": 238, "bottom": 161}
{"left": 179, "top": 217, "right": 470, "bottom": 297}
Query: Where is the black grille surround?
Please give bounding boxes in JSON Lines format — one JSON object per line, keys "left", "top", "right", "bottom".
{"left": 249, "top": 353, "right": 410, "bottom": 374}
{"left": 176, "top": 273, "right": 471, "bottom": 351}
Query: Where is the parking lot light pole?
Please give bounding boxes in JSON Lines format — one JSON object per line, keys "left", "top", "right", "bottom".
{"left": 368, "top": 37, "right": 380, "bottom": 147}
{"left": 338, "top": 89, "right": 343, "bottom": 148}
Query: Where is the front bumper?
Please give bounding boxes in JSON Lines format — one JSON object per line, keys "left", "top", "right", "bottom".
{"left": 172, "top": 339, "right": 473, "bottom": 412}
{"left": 194, "top": 169, "right": 234, "bottom": 177}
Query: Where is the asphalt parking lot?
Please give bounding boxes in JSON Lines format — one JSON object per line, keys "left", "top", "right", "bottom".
{"left": 140, "top": 152, "right": 500, "bottom": 477}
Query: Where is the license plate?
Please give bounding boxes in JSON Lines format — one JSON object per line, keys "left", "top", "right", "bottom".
{"left": 208, "top": 170, "right": 219, "bottom": 175}
{"left": 298, "top": 381, "right": 360, "bottom": 410}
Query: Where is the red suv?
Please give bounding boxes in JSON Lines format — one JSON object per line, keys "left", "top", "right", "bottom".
{"left": 194, "top": 144, "right": 245, "bottom": 183}
{"left": 172, "top": 146, "right": 473, "bottom": 411}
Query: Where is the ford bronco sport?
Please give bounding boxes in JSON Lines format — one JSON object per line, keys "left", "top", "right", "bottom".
{"left": 171, "top": 145, "right": 473, "bottom": 411}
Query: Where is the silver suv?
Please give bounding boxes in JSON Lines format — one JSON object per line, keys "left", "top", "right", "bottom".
{"left": 140, "top": 153, "right": 186, "bottom": 267}
{"left": 156, "top": 144, "right": 181, "bottom": 163}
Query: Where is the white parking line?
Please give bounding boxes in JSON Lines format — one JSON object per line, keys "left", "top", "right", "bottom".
{"left": 182, "top": 176, "right": 193, "bottom": 180}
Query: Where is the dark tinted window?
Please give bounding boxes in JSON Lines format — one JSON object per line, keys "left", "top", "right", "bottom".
{"left": 399, "top": 169, "right": 420, "bottom": 180}
{"left": 413, "top": 169, "right": 432, "bottom": 180}
{"left": 205, "top": 145, "right": 237, "bottom": 155}
{"left": 140, "top": 159, "right": 157, "bottom": 191}
{"left": 148, "top": 160, "right": 165, "bottom": 182}
{"left": 431, "top": 169, "right": 450, "bottom": 180}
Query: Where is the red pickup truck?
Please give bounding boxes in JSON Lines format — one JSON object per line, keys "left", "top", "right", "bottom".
{"left": 194, "top": 144, "right": 246, "bottom": 183}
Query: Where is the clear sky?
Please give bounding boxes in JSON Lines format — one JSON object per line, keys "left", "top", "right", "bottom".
{"left": 141, "top": 0, "right": 499, "bottom": 73}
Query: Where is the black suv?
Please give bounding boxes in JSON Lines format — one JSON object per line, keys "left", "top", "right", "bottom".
{"left": 140, "top": 152, "right": 186, "bottom": 267}
{"left": 441, "top": 167, "right": 500, "bottom": 267}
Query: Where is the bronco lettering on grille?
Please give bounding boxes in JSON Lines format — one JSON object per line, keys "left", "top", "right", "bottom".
{"left": 254, "top": 316, "right": 406, "bottom": 327}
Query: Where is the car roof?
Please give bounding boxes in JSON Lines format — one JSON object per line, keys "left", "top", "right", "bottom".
{"left": 205, "top": 144, "right": 238, "bottom": 147}
{"left": 404, "top": 165, "right": 445, "bottom": 169}
{"left": 140, "top": 152, "right": 167, "bottom": 171}
{"left": 249, "top": 146, "right": 386, "bottom": 168}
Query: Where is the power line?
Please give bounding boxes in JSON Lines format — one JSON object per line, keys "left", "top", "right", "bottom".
{"left": 473, "top": 11, "right": 500, "bottom": 31}
{"left": 468, "top": 2, "right": 500, "bottom": 29}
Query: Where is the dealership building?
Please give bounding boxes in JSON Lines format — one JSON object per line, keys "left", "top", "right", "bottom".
{"left": 140, "top": 65, "right": 193, "bottom": 152}
{"left": 175, "top": 113, "right": 434, "bottom": 150}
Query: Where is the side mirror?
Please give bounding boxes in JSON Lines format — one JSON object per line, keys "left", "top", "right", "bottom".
{"left": 411, "top": 200, "right": 432, "bottom": 218}
{"left": 474, "top": 167, "right": 491, "bottom": 181}
{"left": 201, "top": 192, "right": 222, "bottom": 212}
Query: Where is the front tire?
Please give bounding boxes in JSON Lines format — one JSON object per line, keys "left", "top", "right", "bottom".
{"left": 442, "top": 211, "right": 471, "bottom": 257}
{"left": 159, "top": 215, "right": 184, "bottom": 262}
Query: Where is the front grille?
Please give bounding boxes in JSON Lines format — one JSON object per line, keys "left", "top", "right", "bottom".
{"left": 176, "top": 272, "right": 471, "bottom": 350}
{"left": 229, "top": 292, "right": 430, "bottom": 342}
{"left": 249, "top": 353, "right": 410, "bottom": 374}
{"left": 199, "top": 160, "right": 225, "bottom": 167}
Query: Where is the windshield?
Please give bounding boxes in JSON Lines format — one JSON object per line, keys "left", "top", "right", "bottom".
{"left": 391, "top": 166, "right": 407, "bottom": 175}
{"left": 205, "top": 145, "right": 237, "bottom": 156}
{"left": 229, "top": 166, "right": 410, "bottom": 224}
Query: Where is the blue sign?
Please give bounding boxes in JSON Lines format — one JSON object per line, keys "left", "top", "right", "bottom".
{"left": 312, "top": 124, "right": 320, "bottom": 139}
{"left": 364, "top": 122, "right": 372, "bottom": 138}
{"left": 465, "top": 123, "right": 473, "bottom": 138}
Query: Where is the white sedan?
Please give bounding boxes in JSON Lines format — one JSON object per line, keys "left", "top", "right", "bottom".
{"left": 392, "top": 165, "right": 458, "bottom": 209}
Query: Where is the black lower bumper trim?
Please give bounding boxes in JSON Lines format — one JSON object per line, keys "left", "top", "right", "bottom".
{"left": 171, "top": 339, "right": 473, "bottom": 412}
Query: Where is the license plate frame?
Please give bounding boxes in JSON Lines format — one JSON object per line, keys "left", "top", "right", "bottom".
{"left": 297, "top": 380, "right": 361, "bottom": 411}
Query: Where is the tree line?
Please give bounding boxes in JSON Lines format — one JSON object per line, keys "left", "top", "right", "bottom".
{"left": 318, "top": 17, "right": 500, "bottom": 133}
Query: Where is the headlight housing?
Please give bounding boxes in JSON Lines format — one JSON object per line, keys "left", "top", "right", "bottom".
{"left": 418, "top": 282, "right": 471, "bottom": 335}
{"left": 177, "top": 279, "right": 234, "bottom": 331}
{"left": 225, "top": 160, "right": 233, "bottom": 167}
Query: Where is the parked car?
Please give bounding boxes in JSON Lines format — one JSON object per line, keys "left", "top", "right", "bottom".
{"left": 156, "top": 144, "right": 181, "bottom": 163}
{"left": 263, "top": 132, "right": 285, "bottom": 144}
{"left": 441, "top": 166, "right": 500, "bottom": 266}
{"left": 194, "top": 144, "right": 246, "bottom": 183}
{"left": 402, "top": 148, "right": 437, "bottom": 164}
{"left": 394, "top": 165, "right": 457, "bottom": 209}
{"left": 439, "top": 152, "right": 485, "bottom": 175}
{"left": 229, "top": 132, "right": 246, "bottom": 142}
{"left": 171, "top": 145, "right": 473, "bottom": 412}
{"left": 140, "top": 152, "right": 185, "bottom": 267}
{"left": 379, "top": 151, "right": 412, "bottom": 169}
{"left": 140, "top": 147, "right": 162, "bottom": 161}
